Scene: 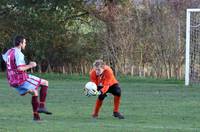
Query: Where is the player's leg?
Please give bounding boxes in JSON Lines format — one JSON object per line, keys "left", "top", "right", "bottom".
{"left": 39, "top": 79, "right": 48, "bottom": 109}
{"left": 109, "top": 84, "right": 124, "bottom": 119}
{"left": 29, "top": 90, "right": 41, "bottom": 121}
{"left": 15, "top": 81, "right": 41, "bottom": 121}
{"left": 92, "top": 86, "right": 107, "bottom": 118}
{"left": 38, "top": 79, "right": 52, "bottom": 114}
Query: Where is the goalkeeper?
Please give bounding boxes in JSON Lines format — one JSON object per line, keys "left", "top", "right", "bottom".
{"left": 89, "top": 59, "right": 124, "bottom": 119}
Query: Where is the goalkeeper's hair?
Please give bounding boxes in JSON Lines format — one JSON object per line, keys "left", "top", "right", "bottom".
{"left": 93, "top": 59, "right": 105, "bottom": 68}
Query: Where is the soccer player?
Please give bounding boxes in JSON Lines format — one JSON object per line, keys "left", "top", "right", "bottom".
{"left": 90, "top": 59, "right": 124, "bottom": 119}
{"left": 2, "top": 36, "right": 52, "bottom": 121}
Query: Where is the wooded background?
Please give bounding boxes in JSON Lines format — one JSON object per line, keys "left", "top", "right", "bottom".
{"left": 0, "top": 0, "right": 200, "bottom": 79}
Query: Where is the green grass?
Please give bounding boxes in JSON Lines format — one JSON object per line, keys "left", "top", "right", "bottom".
{"left": 0, "top": 75, "right": 200, "bottom": 132}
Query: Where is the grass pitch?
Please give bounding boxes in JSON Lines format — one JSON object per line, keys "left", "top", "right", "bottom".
{"left": 0, "top": 75, "right": 200, "bottom": 132}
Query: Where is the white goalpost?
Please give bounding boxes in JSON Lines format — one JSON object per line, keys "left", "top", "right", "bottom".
{"left": 185, "top": 9, "right": 200, "bottom": 85}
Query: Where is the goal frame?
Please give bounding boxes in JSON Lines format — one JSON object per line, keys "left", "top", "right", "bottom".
{"left": 185, "top": 9, "right": 200, "bottom": 86}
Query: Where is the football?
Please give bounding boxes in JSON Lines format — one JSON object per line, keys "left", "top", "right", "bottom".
{"left": 84, "top": 81, "right": 97, "bottom": 96}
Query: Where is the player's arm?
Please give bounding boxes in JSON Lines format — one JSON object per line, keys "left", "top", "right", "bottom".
{"left": 100, "top": 71, "right": 112, "bottom": 94}
{"left": 90, "top": 70, "right": 97, "bottom": 84}
{"left": 17, "top": 62, "right": 36, "bottom": 71}
{"left": 15, "top": 50, "right": 37, "bottom": 71}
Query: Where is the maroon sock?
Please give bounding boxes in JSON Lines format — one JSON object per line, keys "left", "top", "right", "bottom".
{"left": 32, "top": 96, "right": 39, "bottom": 118}
{"left": 39, "top": 85, "right": 48, "bottom": 108}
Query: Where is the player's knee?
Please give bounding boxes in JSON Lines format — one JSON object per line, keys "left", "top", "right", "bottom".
{"left": 41, "top": 79, "right": 48, "bottom": 86}
{"left": 115, "top": 88, "right": 121, "bottom": 96}
{"left": 45, "top": 80, "right": 49, "bottom": 86}
{"left": 98, "top": 94, "right": 106, "bottom": 100}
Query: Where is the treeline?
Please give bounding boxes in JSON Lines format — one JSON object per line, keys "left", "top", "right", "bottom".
{"left": 0, "top": 0, "right": 200, "bottom": 79}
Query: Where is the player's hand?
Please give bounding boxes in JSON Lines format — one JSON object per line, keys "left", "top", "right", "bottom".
{"left": 29, "top": 61, "right": 37, "bottom": 68}
{"left": 93, "top": 91, "right": 101, "bottom": 96}
{"left": 87, "top": 90, "right": 95, "bottom": 97}
{"left": 83, "top": 88, "right": 94, "bottom": 97}
{"left": 86, "top": 90, "right": 101, "bottom": 97}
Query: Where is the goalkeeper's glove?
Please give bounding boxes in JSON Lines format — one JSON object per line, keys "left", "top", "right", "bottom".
{"left": 87, "top": 90, "right": 101, "bottom": 97}
{"left": 94, "top": 90, "right": 101, "bottom": 96}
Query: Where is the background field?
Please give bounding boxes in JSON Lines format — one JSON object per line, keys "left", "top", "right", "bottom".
{"left": 0, "top": 75, "right": 200, "bottom": 132}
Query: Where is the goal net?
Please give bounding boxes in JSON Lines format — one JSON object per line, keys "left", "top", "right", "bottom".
{"left": 185, "top": 9, "right": 200, "bottom": 85}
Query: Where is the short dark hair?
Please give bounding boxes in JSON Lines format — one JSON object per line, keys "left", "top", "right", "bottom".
{"left": 14, "top": 36, "right": 25, "bottom": 46}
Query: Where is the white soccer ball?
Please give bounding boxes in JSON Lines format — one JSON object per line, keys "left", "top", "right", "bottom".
{"left": 84, "top": 81, "right": 98, "bottom": 96}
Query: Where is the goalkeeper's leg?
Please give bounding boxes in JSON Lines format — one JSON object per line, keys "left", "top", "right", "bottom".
{"left": 92, "top": 94, "right": 106, "bottom": 118}
{"left": 110, "top": 84, "right": 124, "bottom": 119}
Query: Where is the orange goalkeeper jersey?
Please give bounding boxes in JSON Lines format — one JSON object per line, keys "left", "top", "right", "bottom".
{"left": 90, "top": 65, "right": 118, "bottom": 94}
